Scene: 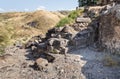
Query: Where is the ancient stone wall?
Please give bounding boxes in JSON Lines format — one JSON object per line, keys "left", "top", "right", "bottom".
{"left": 99, "top": 4, "right": 120, "bottom": 54}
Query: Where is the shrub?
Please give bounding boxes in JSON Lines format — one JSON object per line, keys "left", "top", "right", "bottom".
{"left": 68, "top": 10, "right": 81, "bottom": 19}
{"left": 56, "top": 10, "right": 83, "bottom": 27}
{"left": 56, "top": 17, "right": 72, "bottom": 27}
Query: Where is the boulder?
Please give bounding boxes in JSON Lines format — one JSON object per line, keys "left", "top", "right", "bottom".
{"left": 99, "top": 4, "right": 120, "bottom": 54}
{"left": 61, "top": 26, "right": 77, "bottom": 40}
{"left": 24, "top": 35, "right": 43, "bottom": 48}
{"left": 61, "top": 26, "right": 76, "bottom": 34}
{"left": 61, "top": 33, "right": 73, "bottom": 40}
{"left": 46, "top": 27, "right": 63, "bottom": 39}
{"left": 31, "top": 43, "right": 47, "bottom": 58}
{"left": 47, "top": 38, "right": 69, "bottom": 54}
{"left": 34, "top": 58, "right": 48, "bottom": 71}
{"left": 76, "top": 17, "right": 91, "bottom": 23}
{"left": 72, "top": 27, "right": 94, "bottom": 48}
{"left": 72, "top": 22, "right": 89, "bottom": 31}
{"left": 86, "top": 6, "right": 104, "bottom": 18}
{"left": 40, "top": 53, "right": 55, "bottom": 62}
{"left": 27, "top": 21, "right": 37, "bottom": 27}
{"left": 114, "top": 0, "right": 120, "bottom": 3}
{"left": 47, "top": 38, "right": 69, "bottom": 48}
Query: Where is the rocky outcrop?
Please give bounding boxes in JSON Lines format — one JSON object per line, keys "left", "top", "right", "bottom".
{"left": 73, "top": 27, "right": 94, "bottom": 48}
{"left": 86, "top": 6, "right": 105, "bottom": 18}
{"left": 72, "top": 17, "right": 92, "bottom": 31}
{"left": 99, "top": 4, "right": 120, "bottom": 54}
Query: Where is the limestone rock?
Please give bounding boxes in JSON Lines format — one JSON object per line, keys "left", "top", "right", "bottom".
{"left": 35, "top": 58, "right": 48, "bottom": 71}
{"left": 61, "top": 26, "right": 76, "bottom": 34}
{"left": 76, "top": 17, "right": 91, "bottom": 23}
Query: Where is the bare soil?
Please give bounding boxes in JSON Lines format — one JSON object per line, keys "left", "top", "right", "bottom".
{"left": 0, "top": 46, "right": 120, "bottom": 79}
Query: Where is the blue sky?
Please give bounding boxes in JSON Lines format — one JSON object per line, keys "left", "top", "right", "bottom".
{"left": 0, "top": 0, "right": 78, "bottom": 12}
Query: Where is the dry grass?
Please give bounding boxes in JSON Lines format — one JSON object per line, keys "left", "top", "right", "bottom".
{"left": 103, "top": 55, "right": 120, "bottom": 67}
{"left": 0, "top": 10, "right": 65, "bottom": 54}
{"left": 23, "top": 10, "right": 64, "bottom": 33}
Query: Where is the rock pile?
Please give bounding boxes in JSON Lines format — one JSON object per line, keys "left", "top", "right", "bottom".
{"left": 25, "top": 16, "right": 95, "bottom": 56}
{"left": 24, "top": 15, "right": 95, "bottom": 70}
{"left": 25, "top": 26, "right": 72, "bottom": 56}
{"left": 72, "top": 17, "right": 92, "bottom": 31}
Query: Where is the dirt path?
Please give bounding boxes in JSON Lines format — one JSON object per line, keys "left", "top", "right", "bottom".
{"left": 0, "top": 46, "right": 120, "bottom": 79}
{"left": 71, "top": 48, "right": 120, "bottom": 79}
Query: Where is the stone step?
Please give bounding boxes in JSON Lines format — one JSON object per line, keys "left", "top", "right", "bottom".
{"left": 76, "top": 17, "right": 91, "bottom": 23}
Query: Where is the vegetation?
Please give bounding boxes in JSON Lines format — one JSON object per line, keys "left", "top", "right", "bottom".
{"left": 56, "top": 9, "right": 83, "bottom": 27}
{"left": 0, "top": 25, "right": 14, "bottom": 54}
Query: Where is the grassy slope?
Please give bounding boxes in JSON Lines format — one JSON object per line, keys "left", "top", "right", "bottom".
{"left": 0, "top": 10, "right": 65, "bottom": 54}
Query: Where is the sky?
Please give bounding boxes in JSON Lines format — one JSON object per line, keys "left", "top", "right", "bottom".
{"left": 0, "top": 0, "right": 78, "bottom": 12}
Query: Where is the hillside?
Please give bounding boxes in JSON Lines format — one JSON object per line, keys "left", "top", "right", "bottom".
{"left": 0, "top": 10, "right": 65, "bottom": 53}
{"left": 1, "top": 0, "right": 120, "bottom": 79}
{"left": 0, "top": 4, "right": 120, "bottom": 79}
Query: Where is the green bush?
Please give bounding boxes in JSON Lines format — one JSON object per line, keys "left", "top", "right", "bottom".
{"left": 56, "top": 17, "right": 72, "bottom": 27}
{"left": 56, "top": 10, "right": 83, "bottom": 27}
{"left": 68, "top": 10, "right": 80, "bottom": 19}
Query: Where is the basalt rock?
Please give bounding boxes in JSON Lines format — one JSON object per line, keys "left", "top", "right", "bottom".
{"left": 60, "top": 26, "right": 77, "bottom": 40}
{"left": 46, "top": 27, "right": 64, "bottom": 39}
{"left": 99, "top": 4, "right": 120, "bottom": 54}
{"left": 31, "top": 43, "right": 47, "bottom": 58}
{"left": 24, "top": 35, "right": 44, "bottom": 49}
{"left": 73, "top": 27, "right": 94, "bottom": 48}
{"left": 72, "top": 17, "right": 92, "bottom": 32}
{"left": 47, "top": 38, "right": 69, "bottom": 54}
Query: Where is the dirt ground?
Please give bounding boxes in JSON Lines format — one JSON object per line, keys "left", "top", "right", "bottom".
{"left": 0, "top": 46, "right": 120, "bottom": 79}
